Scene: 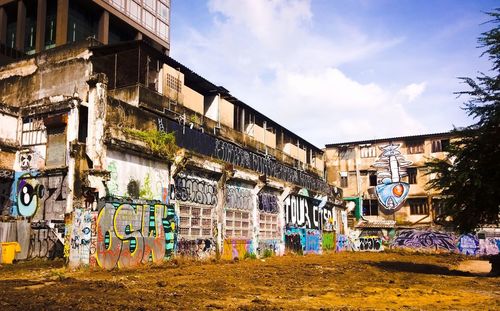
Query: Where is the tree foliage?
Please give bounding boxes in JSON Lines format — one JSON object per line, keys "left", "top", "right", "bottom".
{"left": 426, "top": 9, "right": 500, "bottom": 233}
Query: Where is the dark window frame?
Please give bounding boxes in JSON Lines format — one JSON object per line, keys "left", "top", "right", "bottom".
{"left": 340, "top": 175, "right": 348, "bottom": 188}
{"left": 406, "top": 140, "right": 424, "bottom": 154}
{"left": 362, "top": 199, "right": 379, "bottom": 216}
{"left": 409, "top": 198, "right": 429, "bottom": 215}
{"left": 407, "top": 168, "right": 417, "bottom": 184}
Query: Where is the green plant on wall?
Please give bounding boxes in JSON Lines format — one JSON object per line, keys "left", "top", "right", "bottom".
{"left": 126, "top": 128, "right": 178, "bottom": 159}
{"left": 139, "top": 173, "right": 154, "bottom": 200}
{"left": 189, "top": 114, "right": 200, "bottom": 125}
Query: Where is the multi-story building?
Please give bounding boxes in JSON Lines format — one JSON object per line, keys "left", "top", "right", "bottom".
{"left": 0, "top": 39, "right": 344, "bottom": 267}
{"left": 0, "top": 0, "right": 170, "bottom": 65}
{"left": 324, "top": 133, "right": 455, "bottom": 229}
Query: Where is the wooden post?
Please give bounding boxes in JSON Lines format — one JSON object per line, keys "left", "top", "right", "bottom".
{"left": 15, "top": 0, "right": 26, "bottom": 51}
{"left": 55, "top": 0, "right": 68, "bottom": 46}
{"left": 97, "top": 10, "right": 108, "bottom": 44}
{"left": 35, "top": 0, "right": 46, "bottom": 52}
{"left": 0, "top": 7, "right": 7, "bottom": 44}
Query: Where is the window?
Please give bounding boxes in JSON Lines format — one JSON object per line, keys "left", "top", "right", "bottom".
{"left": 409, "top": 198, "right": 429, "bottom": 215}
{"left": 407, "top": 140, "right": 424, "bottom": 154}
{"left": 144, "top": 0, "right": 155, "bottom": 10}
{"left": 157, "top": 21, "right": 168, "bottom": 40}
{"left": 110, "top": 0, "right": 125, "bottom": 10}
{"left": 360, "top": 145, "right": 377, "bottom": 158}
{"left": 225, "top": 210, "right": 251, "bottom": 238}
{"left": 128, "top": 1, "right": 141, "bottom": 21}
{"left": 362, "top": 200, "right": 379, "bottom": 216}
{"left": 178, "top": 205, "right": 214, "bottom": 238}
{"left": 259, "top": 213, "right": 280, "bottom": 239}
{"left": 143, "top": 9, "right": 155, "bottom": 30}
{"left": 166, "top": 73, "right": 181, "bottom": 92}
{"left": 22, "top": 118, "right": 47, "bottom": 146}
{"left": 407, "top": 168, "right": 417, "bottom": 184}
{"left": 369, "top": 172, "right": 377, "bottom": 186}
{"left": 340, "top": 172, "right": 348, "bottom": 188}
{"left": 158, "top": 2, "right": 169, "bottom": 21}
{"left": 431, "top": 139, "right": 450, "bottom": 153}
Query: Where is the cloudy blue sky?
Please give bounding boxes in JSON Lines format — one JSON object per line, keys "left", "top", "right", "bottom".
{"left": 170, "top": 0, "right": 498, "bottom": 147}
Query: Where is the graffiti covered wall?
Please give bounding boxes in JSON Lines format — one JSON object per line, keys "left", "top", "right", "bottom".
{"left": 106, "top": 150, "right": 170, "bottom": 201}
{"left": 221, "top": 239, "right": 253, "bottom": 260}
{"left": 89, "top": 201, "right": 177, "bottom": 269}
{"left": 284, "top": 194, "right": 335, "bottom": 230}
{"left": 372, "top": 144, "right": 412, "bottom": 214}
{"left": 285, "top": 228, "right": 321, "bottom": 254}
{"left": 391, "top": 230, "right": 458, "bottom": 252}
{"left": 15, "top": 172, "right": 68, "bottom": 220}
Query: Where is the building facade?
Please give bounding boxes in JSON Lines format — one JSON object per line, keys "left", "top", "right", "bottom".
{"left": 324, "top": 133, "right": 455, "bottom": 229}
{"left": 0, "top": 0, "right": 170, "bottom": 66}
{"left": 0, "top": 39, "right": 344, "bottom": 268}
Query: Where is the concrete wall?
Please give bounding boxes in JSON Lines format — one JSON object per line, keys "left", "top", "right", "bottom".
{"left": 252, "top": 124, "right": 277, "bottom": 149}
{"left": 183, "top": 86, "right": 204, "bottom": 115}
{"left": 0, "top": 112, "right": 18, "bottom": 144}
{"left": 283, "top": 143, "right": 307, "bottom": 163}
{"left": 106, "top": 149, "right": 170, "bottom": 201}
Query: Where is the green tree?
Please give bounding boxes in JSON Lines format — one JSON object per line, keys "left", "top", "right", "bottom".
{"left": 426, "top": 9, "right": 500, "bottom": 234}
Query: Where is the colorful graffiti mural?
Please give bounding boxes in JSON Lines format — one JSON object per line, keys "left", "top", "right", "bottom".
{"left": 335, "top": 234, "right": 350, "bottom": 252}
{"left": 372, "top": 144, "right": 412, "bottom": 214}
{"left": 478, "top": 238, "right": 500, "bottom": 256}
{"left": 257, "top": 239, "right": 280, "bottom": 256}
{"left": 68, "top": 209, "right": 94, "bottom": 266}
{"left": 177, "top": 238, "right": 216, "bottom": 259}
{"left": 391, "top": 230, "right": 457, "bottom": 252}
{"left": 221, "top": 239, "right": 253, "bottom": 260}
{"left": 284, "top": 194, "right": 335, "bottom": 230}
{"left": 285, "top": 228, "right": 321, "bottom": 255}
{"left": 15, "top": 172, "right": 67, "bottom": 220}
{"left": 95, "top": 201, "right": 177, "bottom": 269}
{"left": 458, "top": 234, "right": 479, "bottom": 255}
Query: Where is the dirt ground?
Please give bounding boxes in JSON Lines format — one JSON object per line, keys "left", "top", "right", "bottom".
{"left": 0, "top": 251, "right": 498, "bottom": 311}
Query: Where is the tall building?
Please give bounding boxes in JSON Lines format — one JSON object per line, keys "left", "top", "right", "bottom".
{"left": 0, "top": 0, "right": 170, "bottom": 65}
{"left": 324, "top": 133, "right": 455, "bottom": 229}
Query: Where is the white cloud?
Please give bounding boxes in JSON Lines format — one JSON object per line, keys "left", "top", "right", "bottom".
{"left": 171, "top": 0, "right": 428, "bottom": 146}
{"left": 399, "top": 82, "right": 427, "bottom": 102}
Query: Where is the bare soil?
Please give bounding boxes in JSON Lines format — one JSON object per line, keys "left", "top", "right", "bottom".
{"left": 0, "top": 251, "right": 498, "bottom": 310}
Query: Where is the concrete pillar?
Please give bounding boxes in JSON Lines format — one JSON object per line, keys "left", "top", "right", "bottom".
{"left": 278, "top": 187, "right": 291, "bottom": 255}
{"left": 97, "top": 10, "right": 108, "bottom": 44}
{"left": 15, "top": 0, "right": 26, "bottom": 51}
{"left": 215, "top": 168, "right": 233, "bottom": 258}
{"left": 86, "top": 73, "right": 108, "bottom": 170}
{"left": 35, "top": 0, "right": 46, "bottom": 52}
{"left": 251, "top": 181, "right": 265, "bottom": 256}
{"left": 55, "top": 0, "right": 68, "bottom": 46}
{"left": 0, "top": 7, "right": 7, "bottom": 44}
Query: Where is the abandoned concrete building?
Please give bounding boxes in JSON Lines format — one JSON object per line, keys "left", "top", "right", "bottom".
{"left": 324, "top": 133, "right": 456, "bottom": 230}
{"left": 0, "top": 38, "right": 345, "bottom": 268}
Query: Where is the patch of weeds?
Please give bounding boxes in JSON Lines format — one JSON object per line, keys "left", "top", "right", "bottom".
{"left": 244, "top": 252, "right": 257, "bottom": 260}
{"left": 262, "top": 249, "right": 274, "bottom": 258}
{"left": 125, "top": 128, "right": 178, "bottom": 158}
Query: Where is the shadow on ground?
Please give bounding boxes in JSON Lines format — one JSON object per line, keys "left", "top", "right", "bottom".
{"left": 367, "top": 260, "right": 476, "bottom": 277}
